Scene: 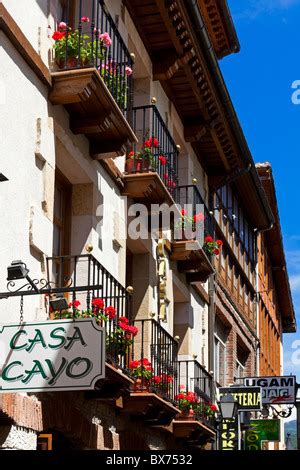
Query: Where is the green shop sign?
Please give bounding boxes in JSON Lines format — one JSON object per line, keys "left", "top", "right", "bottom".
{"left": 245, "top": 419, "right": 281, "bottom": 450}
{"left": 0, "top": 319, "right": 105, "bottom": 392}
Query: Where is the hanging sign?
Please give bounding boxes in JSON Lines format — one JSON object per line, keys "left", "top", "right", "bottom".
{"left": 219, "top": 418, "right": 239, "bottom": 451}
{"left": 243, "top": 376, "right": 296, "bottom": 405}
{"left": 0, "top": 319, "right": 105, "bottom": 392}
{"left": 219, "top": 386, "right": 262, "bottom": 411}
{"left": 245, "top": 419, "right": 281, "bottom": 450}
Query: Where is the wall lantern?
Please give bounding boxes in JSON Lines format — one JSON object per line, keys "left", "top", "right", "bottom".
{"left": 7, "top": 260, "right": 39, "bottom": 293}
{"left": 218, "top": 393, "right": 239, "bottom": 420}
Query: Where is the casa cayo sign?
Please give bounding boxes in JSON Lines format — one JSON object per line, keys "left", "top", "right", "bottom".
{"left": 243, "top": 376, "right": 296, "bottom": 405}
{"left": 0, "top": 319, "right": 105, "bottom": 392}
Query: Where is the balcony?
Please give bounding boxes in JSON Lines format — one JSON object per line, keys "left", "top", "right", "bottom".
{"left": 171, "top": 185, "right": 214, "bottom": 283}
{"left": 122, "top": 318, "right": 180, "bottom": 424}
{"left": 122, "top": 105, "right": 179, "bottom": 204}
{"left": 174, "top": 360, "right": 216, "bottom": 444}
{"left": 46, "top": 254, "right": 135, "bottom": 398}
{"left": 49, "top": 0, "right": 137, "bottom": 158}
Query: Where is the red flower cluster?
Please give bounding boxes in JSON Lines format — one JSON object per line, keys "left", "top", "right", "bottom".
{"left": 69, "top": 300, "right": 81, "bottom": 308}
{"left": 152, "top": 374, "right": 173, "bottom": 384}
{"left": 194, "top": 213, "right": 205, "bottom": 223}
{"left": 203, "top": 236, "right": 223, "bottom": 256}
{"left": 175, "top": 391, "right": 198, "bottom": 403}
{"left": 144, "top": 137, "right": 159, "bottom": 148}
{"left": 92, "top": 298, "right": 105, "bottom": 310}
{"left": 52, "top": 31, "right": 66, "bottom": 41}
{"left": 129, "top": 358, "right": 152, "bottom": 371}
{"left": 104, "top": 306, "right": 116, "bottom": 320}
{"left": 119, "top": 317, "right": 138, "bottom": 337}
{"left": 210, "top": 403, "right": 218, "bottom": 412}
{"left": 158, "top": 155, "right": 167, "bottom": 166}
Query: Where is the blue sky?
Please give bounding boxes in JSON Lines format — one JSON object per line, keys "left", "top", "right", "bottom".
{"left": 220, "top": 0, "right": 300, "bottom": 381}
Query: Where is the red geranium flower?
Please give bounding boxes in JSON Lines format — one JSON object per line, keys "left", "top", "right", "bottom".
{"left": 105, "top": 306, "right": 116, "bottom": 319}
{"left": 69, "top": 300, "right": 81, "bottom": 308}
{"left": 205, "top": 235, "right": 214, "bottom": 243}
{"left": 92, "top": 298, "right": 105, "bottom": 309}
{"left": 81, "top": 16, "right": 90, "bottom": 23}
{"left": 159, "top": 155, "right": 167, "bottom": 166}
{"left": 52, "top": 31, "right": 66, "bottom": 40}
{"left": 214, "top": 248, "right": 220, "bottom": 255}
{"left": 118, "top": 316, "right": 128, "bottom": 324}
{"left": 210, "top": 404, "right": 218, "bottom": 412}
{"left": 181, "top": 208, "right": 187, "bottom": 216}
{"left": 216, "top": 240, "right": 223, "bottom": 246}
{"left": 194, "top": 213, "right": 205, "bottom": 223}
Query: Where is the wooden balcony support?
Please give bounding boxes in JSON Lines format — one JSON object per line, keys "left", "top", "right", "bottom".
{"left": 122, "top": 392, "right": 180, "bottom": 426}
{"left": 122, "top": 172, "right": 175, "bottom": 204}
{"left": 49, "top": 68, "right": 137, "bottom": 159}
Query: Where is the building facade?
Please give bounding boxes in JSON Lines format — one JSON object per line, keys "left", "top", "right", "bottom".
{"left": 0, "top": 0, "right": 296, "bottom": 450}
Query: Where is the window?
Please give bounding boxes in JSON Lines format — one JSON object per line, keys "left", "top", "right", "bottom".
{"left": 235, "top": 359, "right": 245, "bottom": 380}
{"left": 214, "top": 335, "right": 226, "bottom": 386}
{"left": 52, "top": 171, "right": 72, "bottom": 284}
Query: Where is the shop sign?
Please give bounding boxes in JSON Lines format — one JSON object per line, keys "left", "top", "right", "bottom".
{"left": 0, "top": 319, "right": 105, "bottom": 392}
{"left": 245, "top": 419, "right": 281, "bottom": 450}
{"left": 219, "top": 418, "right": 239, "bottom": 451}
{"left": 243, "top": 376, "right": 296, "bottom": 405}
{"left": 219, "top": 386, "right": 262, "bottom": 411}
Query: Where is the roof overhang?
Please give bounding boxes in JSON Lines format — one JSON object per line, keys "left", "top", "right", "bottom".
{"left": 257, "top": 163, "right": 296, "bottom": 333}
{"left": 197, "top": 0, "right": 240, "bottom": 59}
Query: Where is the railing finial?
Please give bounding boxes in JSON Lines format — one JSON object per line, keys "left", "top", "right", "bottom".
{"left": 151, "top": 96, "right": 157, "bottom": 105}
{"left": 85, "top": 244, "right": 93, "bottom": 253}
{"left": 192, "top": 177, "right": 198, "bottom": 185}
{"left": 126, "top": 285, "right": 134, "bottom": 295}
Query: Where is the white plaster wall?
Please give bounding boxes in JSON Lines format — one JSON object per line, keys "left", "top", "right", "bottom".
{"left": 0, "top": 31, "right": 55, "bottom": 323}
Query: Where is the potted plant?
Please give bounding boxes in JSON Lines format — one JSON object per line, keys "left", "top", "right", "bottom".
{"left": 151, "top": 373, "right": 174, "bottom": 396}
{"left": 106, "top": 316, "right": 138, "bottom": 366}
{"left": 175, "top": 389, "right": 198, "bottom": 417}
{"left": 129, "top": 358, "right": 153, "bottom": 391}
{"left": 203, "top": 235, "right": 223, "bottom": 256}
{"left": 54, "top": 297, "right": 116, "bottom": 324}
{"left": 52, "top": 18, "right": 111, "bottom": 69}
{"left": 174, "top": 209, "right": 205, "bottom": 241}
{"left": 125, "top": 137, "right": 161, "bottom": 174}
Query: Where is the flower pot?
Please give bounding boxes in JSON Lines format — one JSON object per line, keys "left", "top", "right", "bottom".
{"left": 133, "top": 378, "right": 150, "bottom": 392}
{"left": 125, "top": 158, "right": 150, "bottom": 173}
{"left": 56, "top": 57, "right": 91, "bottom": 69}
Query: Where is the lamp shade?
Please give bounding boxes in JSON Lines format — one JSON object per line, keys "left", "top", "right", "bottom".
{"left": 219, "top": 393, "right": 238, "bottom": 420}
{"left": 7, "top": 260, "right": 29, "bottom": 281}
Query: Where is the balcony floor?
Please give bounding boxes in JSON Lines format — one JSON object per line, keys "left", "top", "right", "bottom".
{"left": 122, "top": 172, "right": 176, "bottom": 205}
{"left": 170, "top": 241, "right": 214, "bottom": 283}
{"left": 122, "top": 392, "right": 179, "bottom": 425}
{"left": 49, "top": 68, "right": 137, "bottom": 159}
{"left": 172, "top": 418, "right": 216, "bottom": 440}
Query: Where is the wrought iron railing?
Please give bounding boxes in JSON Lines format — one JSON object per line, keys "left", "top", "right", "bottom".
{"left": 177, "top": 359, "right": 215, "bottom": 426}
{"left": 46, "top": 254, "right": 132, "bottom": 370}
{"left": 125, "top": 105, "right": 179, "bottom": 199}
{"left": 130, "top": 319, "right": 179, "bottom": 403}
{"left": 54, "top": 0, "right": 133, "bottom": 115}
{"left": 174, "top": 185, "right": 214, "bottom": 243}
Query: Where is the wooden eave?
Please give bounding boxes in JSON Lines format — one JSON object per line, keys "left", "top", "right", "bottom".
{"left": 197, "top": 0, "right": 240, "bottom": 59}
{"left": 122, "top": 392, "right": 180, "bottom": 425}
{"left": 49, "top": 68, "right": 137, "bottom": 159}
{"left": 124, "top": 0, "right": 272, "bottom": 230}
{"left": 170, "top": 240, "right": 214, "bottom": 283}
{"left": 122, "top": 172, "right": 176, "bottom": 205}
{"left": 257, "top": 165, "right": 296, "bottom": 332}
{"left": 172, "top": 418, "right": 216, "bottom": 440}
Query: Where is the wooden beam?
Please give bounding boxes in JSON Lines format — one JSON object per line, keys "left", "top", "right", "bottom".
{"left": 90, "top": 139, "right": 128, "bottom": 159}
{"left": 184, "top": 124, "right": 207, "bottom": 143}
{"left": 70, "top": 113, "right": 113, "bottom": 135}
{"left": 153, "top": 51, "right": 182, "bottom": 81}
